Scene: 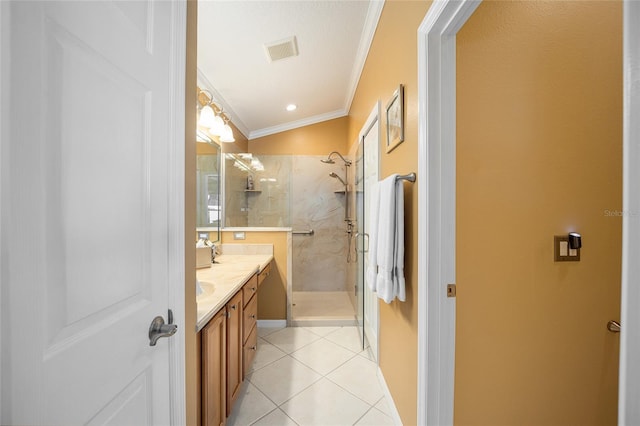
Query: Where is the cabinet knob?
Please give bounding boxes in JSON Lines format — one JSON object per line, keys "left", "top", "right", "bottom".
{"left": 250, "top": 314, "right": 256, "bottom": 319}
{"left": 250, "top": 346, "right": 257, "bottom": 351}
{"left": 231, "top": 304, "right": 237, "bottom": 310}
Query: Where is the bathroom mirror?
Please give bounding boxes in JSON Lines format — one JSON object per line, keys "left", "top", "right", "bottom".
{"left": 196, "top": 140, "right": 221, "bottom": 242}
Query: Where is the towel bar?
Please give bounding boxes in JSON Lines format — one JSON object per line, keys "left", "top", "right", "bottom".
{"left": 396, "top": 172, "right": 416, "bottom": 182}
{"left": 292, "top": 229, "right": 314, "bottom": 236}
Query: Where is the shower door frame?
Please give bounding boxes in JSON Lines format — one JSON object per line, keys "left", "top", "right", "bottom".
{"left": 357, "top": 103, "right": 381, "bottom": 358}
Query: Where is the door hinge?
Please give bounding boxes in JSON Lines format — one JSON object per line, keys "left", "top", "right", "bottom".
{"left": 447, "top": 284, "right": 456, "bottom": 298}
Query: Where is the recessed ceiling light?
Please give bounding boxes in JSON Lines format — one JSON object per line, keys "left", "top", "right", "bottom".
{"left": 286, "top": 104, "right": 297, "bottom": 112}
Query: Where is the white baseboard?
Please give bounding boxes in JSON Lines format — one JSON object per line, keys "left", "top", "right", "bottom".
{"left": 257, "top": 319, "right": 287, "bottom": 328}
{"left": 377, "top": 366, "right": 403, "bottom": 426}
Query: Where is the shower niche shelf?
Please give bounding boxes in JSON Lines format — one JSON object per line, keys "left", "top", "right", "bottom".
{"left": 244, "top": 190, "right": 262, "bottom": 193}
{"left": 333, "top": 190, "right": 347, "bottom": 194}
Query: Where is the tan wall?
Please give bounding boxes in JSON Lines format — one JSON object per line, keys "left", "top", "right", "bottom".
{"left": 185, "top": 0, "right": 199, "bottom": 424}
{"left": 221, "top": 231, "right": 289, "bottom": 319}
{"left": 249, "top": 116, "right": 348, "bottom": 155}
{"left": 347, "top": 1, "right": 432, "bottom": 424}
{"left": 455, "top": 2, "right": 622, "bottom": 425}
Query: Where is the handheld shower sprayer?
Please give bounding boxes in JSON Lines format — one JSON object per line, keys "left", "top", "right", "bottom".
{"left": 329, "top": 172, "right": 347, "bottom": 187}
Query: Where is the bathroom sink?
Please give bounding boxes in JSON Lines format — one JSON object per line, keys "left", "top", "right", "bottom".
{"left": 197, "top": 281, "right": 216, "bottom": 300}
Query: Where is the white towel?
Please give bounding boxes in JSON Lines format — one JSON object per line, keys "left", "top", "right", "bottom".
{"left": 371, "top": 174, "right": 406, "bottom": 304}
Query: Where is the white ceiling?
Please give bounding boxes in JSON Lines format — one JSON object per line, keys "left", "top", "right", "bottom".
{"left": 197, "top": 0, "right": 383, "bottom": 140}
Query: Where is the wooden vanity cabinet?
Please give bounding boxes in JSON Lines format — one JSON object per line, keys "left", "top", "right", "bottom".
{"left": 201, "top": 308, "right": 226, "bottom": 426}
{"left": 225, "top": 291, "right": 243, "bottom": 417}
{"left": 257, "top": 262, "right": 271, "bottom": 286}
{"left": 241, "top": 274, "right": 258, "bottom": 378}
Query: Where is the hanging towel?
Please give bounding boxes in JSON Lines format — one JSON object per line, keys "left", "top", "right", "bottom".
{"left": 372, "top": 174, "right": 406, "bottom": 304}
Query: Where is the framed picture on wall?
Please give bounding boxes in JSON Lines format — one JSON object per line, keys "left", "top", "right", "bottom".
{"left": 386, "top": 84, "right": 404, "bottom": 153}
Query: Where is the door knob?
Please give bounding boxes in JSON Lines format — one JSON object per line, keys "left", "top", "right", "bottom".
{"left": 607, "top": 320, "right": 621, "bottom": 333}
{"left": 149, "top": 309, "right": 178, "bottom": 346}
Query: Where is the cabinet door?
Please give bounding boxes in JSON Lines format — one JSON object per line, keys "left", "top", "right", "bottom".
{"left": 226, "top": 291, "right": 243, "bottom": 416}
{"left": 202, "top": 309, "right": 226, "bottom": 426}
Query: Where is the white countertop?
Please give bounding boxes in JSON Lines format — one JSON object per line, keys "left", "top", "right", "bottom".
{"left": 196, "top": 254, "right": 273, "bottom": 332}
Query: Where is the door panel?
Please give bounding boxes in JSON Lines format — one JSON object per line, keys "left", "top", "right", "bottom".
{"left": 455, "top": 2, "right": 622, "bottom": 425}
{"left": 1, "top": 1, "right": 182, "bottom": 424}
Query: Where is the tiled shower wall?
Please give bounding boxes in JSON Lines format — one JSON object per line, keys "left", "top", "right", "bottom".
{"left": 224, "top": 154, "right": 350, "bottom": 292}
{"left": 291, "top": 156, "right": 349, "bottom": 292}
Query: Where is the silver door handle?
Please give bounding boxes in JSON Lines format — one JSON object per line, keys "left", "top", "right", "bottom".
{"left": 607, "top": 320, "right": 621, "bottom": 333}
{"left": 355, "top": 232, "right": 369, "bottom": 253}
{"left": 149, "top": 309, "right": 178, "bottom": 346}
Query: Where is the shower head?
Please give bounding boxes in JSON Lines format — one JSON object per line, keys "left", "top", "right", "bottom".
{"left": 329, "top": 172, "right": 347, "bottom": 187}
{"left": 321, "top": 151, "right": 352, "bottom": 166}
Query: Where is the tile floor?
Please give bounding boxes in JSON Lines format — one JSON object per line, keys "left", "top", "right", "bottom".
{"left": 226, "top": 326, "right": 395, "bottom": 426}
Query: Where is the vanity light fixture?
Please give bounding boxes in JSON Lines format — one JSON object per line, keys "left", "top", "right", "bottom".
{"left": 220, "top": 116, "right": 235, "bottom": 143}
{"left": 198, "top": 88, "right": 233, "bottom": 140}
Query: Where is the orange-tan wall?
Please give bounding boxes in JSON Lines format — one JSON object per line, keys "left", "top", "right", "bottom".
{"left": 347, "top": 1, "right": 433, "bottom": 424}
{"left": 249, "top": 116, "right": 348, "bottom": 155}
{"left": 185, "top": 1, "right": 198, "bottom": 424}
{"left": 455, "top": 2, "right": 622, "bottom": 425}
{"left": 221, "top": 231, "right": 289, "bottom": 319}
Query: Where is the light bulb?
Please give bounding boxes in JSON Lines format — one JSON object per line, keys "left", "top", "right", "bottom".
{"left": 209, "top": 114, "right": 225, "bottom": 136}
{"left": 220, "top": 123, "right": 235, "bottom": 143}
{"left": 198, "top": 105, "right": 216, "bottom": 128}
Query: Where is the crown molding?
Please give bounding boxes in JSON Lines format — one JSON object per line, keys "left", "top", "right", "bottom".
{"left": 343, "top": 0, "right": 385, "bottom": 113}
{"left": 248, "top": 109, "right": 347, "bottom": 140}
{"left": 197, "top": 68, "right": 250, "bottom": 139}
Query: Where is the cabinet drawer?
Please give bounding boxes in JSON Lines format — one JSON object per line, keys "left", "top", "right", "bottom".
{"left": 243, "top": 292, "right": 257, "bottom": 344}
{"left": 243, "top": 325, "right": 257, "bottom": 378}
{"left": 242, "top": 274, "right": 258, "bottom": 307}
{"left": 258, "top": 262, "right": 271, "bottom": 286}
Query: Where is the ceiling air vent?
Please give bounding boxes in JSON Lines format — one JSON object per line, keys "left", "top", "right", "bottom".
{"left": 264, "top": 36, "right": 298, "bottom": 62}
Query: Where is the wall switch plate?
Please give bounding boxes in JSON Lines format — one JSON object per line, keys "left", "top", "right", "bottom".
{"left": 554, "top": 235, "right": 580, "bottom": 262}
{"left": 234, "top": 231, "right": 246, "bottom": 240}
{"left": 198, "top": 232, "right": 209, "bottom": 240}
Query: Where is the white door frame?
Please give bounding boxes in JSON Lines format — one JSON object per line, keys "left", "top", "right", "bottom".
{"left": 620, "top": 1, "right": 640, "bottom": 424}
{"left": 167, "top": 0, "right": 187, "bottom": 423}
{"left": 416, "top": 1, "right": 481, "bottom": 424}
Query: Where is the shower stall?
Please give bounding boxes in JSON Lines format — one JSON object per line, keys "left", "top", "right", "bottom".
{"left": 223, "top": 152, "right": 358, "bottom": 326}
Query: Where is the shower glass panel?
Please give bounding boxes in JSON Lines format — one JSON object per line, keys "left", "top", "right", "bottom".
{"left": 223, "top": 153, "right": 292, "bottom": 227}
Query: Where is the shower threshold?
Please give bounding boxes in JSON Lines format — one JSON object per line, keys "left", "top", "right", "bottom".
{"left": 290, "top": 291, "right": 357, "bottom": 327}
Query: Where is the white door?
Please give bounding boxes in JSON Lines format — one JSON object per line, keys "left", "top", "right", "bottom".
{"left": 361, "top": 104, "right": 380, "bottom": 361}
{"left": 0, "top": 1, "right": 186, "bottom": 424}
{"left": 620, "top": 1, "right": 640, "bottom": 423}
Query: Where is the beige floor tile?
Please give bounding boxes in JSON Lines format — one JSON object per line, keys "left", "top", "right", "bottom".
{"left": 290, "top": 338, "right": 356, "bottom": 375}
{"left": 354, "top": 407, "right": 394, "bottom": 426}
{"left": 374, "top": 396, "right": 394, "bottom": 419}
{"left": 324, "top": 326, "right": 366, "bottom": 353}
{"left": 226, "top": 382, "right": 277, "bottom": 426}
{"left": 247, "top": 338, "right": 287, "bottom": 373}
{"left": 247, "top": 356, "right": 322, "bottom": 405}
{"left": 261, "top": 327, "right": 322, "bottom": 354}
{"left": 302, "top": 326, "right": 341, "bottom": 337}
{"left": 251, "top": 408, "right": 299, "bottom": 426}
{"left": 258, "top": 326, "right": 284, "bottom": 338}
{"left": 327, "top": 355, "right": 383, "bottom": 405}
{"left": 280, "top": 378, "right": 371, "bottom": 426}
